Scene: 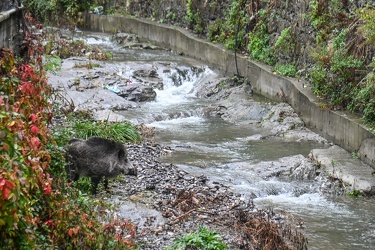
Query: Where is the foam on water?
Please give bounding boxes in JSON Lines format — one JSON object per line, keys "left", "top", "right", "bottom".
{"left": 153, "top": 66, "right": 214, "bottom": 105}
{"left": 153, "top": 82, "right": 195, "bottom": 105}
{"left": 150, "top": 116, "right": 204, "bottom": 128}
{"left": 81, "top": 34, "right": 112, "bottom": 46}
{"left": 255, "top": 192, "right": 349, "bottom": 213}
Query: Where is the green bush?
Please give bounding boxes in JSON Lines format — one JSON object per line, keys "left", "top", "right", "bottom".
{"left": 349, "top": 62, "right": 375, "bottom": 125}
{"left": 186, "top": 0, "right": 204, "bottom": 34}
{"left": 309, "top": 0, "right": 344, "bottom": 29}
{"left": 54, "top": 117, "right": 141, "bottom": 144}
{"left": 207, "top": 0, "right": 249, "bottom": 51}
{"left": 22, "top": 0, "right": 94, "bottom": 27}
{"left": 358, "top": 8, "right": 375, "bottom": 46}
{"left": 207, "top": 19, "right": 225, "bottom": 42}
{"left": 248, "top": 23, "right": 275, "bottom": 65}
{"left": 165, "top": 226, "right": 228, "bottom": 250}
{"left": 310, "top": 28, "right": 363, "bottom": 107}
{"left": 273, "top": 63, "right": 298, "bottom": 77}
{"left": 274, "top": 27, "right": 293, "bottom": 51}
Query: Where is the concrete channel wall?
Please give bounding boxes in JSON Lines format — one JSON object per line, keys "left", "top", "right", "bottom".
{"left": 0, "top": 5, "right": 22, "bottom": 53}
{"left": 81, "top": 14, "right": 375, "bottom": 169}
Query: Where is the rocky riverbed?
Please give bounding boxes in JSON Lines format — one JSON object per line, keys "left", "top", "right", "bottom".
{"left": 101, "top": 141, "right": 307, "bottom": 249}
{"left": 48, "top": 30, "right": 375, "bottom": 249}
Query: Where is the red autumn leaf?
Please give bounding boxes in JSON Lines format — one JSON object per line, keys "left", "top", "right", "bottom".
{"left": 31, "top": 137, "right": 40, "bottom": 149}
{"left": 1, "top": 180, "right": 15, "bottom": 200}
{"left": 115, "top": 233, "right": 121, "bottom": 239}
{"left": 68, "top": 227, "right": 79, "bottom": 237}
{"left": 29, "top": 113, "right": 37, "bottom": 123}
{"left": 0, "top": 189, "right": 8, "bottom": 200}
{"left": 19, "top": 64, "right": 34, "bottom": 80}
{"left": 5, "top": 180, "right": 15, "bottom": 190}
{"left": 30, "top": 125, "right": 39, "bottom": 135}
{"left": 19, "top": 81, "right": 33, "bottom": 95}
{"left": 0, "top": 178, "right": 15, "bottom": 200}
{"left": 43, "top": 185, "right": 52, "bottom": 195}
{"left": 44, "top": 219, "right": 54, "bottom": 229}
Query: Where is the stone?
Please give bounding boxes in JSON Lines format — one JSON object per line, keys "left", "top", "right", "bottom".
{"left": 311, "top": 146, "right": 375, "bottom": 195}
{"left": 119, "top": 84, "right": 157, "bottom": 102}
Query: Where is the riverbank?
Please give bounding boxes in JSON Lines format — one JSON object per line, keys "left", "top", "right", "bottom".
{"left": 80, "top": 13, "right": 375, "bottom": 171}
{"left": 106, "top": 141, "right": 306, "bottom": 249}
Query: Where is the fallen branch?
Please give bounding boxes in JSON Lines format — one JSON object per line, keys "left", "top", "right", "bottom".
{"left": 174, "top": 209, "right": 216, "bottom": 221}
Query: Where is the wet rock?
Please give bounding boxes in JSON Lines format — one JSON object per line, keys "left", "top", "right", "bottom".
{"left": 64, "top": 88, "right": 137, "bottom": 112}
{"left": 133, "top": 68, "right": 159, "bottom": 78}
{"left": 92, "top": 110, "right": 127, "bottom": 122}
{"left": 281, "top": 128, "right": 330, "bottom": 143}
{"left": 112, "top": 32, "right": 140, "bottom": 45}
{"left": 119, "top": 84, "right": 157, "bottom": 102}
{"left": 133, "top": 68, "right": 164, "bottom": 89}
{"left": 261, "top": 102, "right": 305, "bottom": 133}
{"left": 117, "top": 200, "right": 166, "bottom": 228}
{"left": 289, "top": 158, "right": 317, "bottom": 180}
{"left": 311, "top": 146, "right": 375, "bottom": 195}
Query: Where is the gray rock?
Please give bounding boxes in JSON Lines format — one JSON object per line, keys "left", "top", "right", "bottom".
{"left": 289, "top": 158, "right": 317, "bottom": 180}
{"left": 311, "top": 146, "right": 375, "bottom": 195}
{"left": 119, "top": 83, "right": 157, "bottom": 102}
{"left": 112, "top": 32, "right": 140, "bottom": 45}
{"left": 65, "top": 88, "right": 137, "bottom": 112}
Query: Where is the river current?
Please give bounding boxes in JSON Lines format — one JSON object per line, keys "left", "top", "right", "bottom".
{"left": 83, "top": 33, "right": 375, "bottom": 249}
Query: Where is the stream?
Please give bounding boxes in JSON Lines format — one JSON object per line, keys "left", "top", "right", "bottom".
{"left": 82, "top": 33, "right": 375, "bottom": 249}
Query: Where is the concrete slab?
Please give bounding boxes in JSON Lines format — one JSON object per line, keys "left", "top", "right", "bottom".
{"left": 311, "top": 146, "right": 375, "bottom": 194}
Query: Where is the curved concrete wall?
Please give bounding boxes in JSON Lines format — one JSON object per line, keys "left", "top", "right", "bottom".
{"left": 81, "top": 14, "right": 375, "bottom": 168}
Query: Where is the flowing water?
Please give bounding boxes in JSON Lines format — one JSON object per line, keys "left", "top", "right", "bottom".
{"left": 83, "top": 33, "right": 375, "bottom": 249}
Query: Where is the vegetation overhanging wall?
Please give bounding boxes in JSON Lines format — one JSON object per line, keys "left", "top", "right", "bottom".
{"left": 81, "top": 13, "right": 375, "bottom": 168}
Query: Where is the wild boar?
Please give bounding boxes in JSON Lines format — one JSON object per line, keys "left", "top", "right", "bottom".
{"left": 65, "top": 137, "right": 137, "bottom": 194}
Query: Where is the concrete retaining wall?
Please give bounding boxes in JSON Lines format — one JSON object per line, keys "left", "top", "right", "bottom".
{"left": 0, "top": 6, "right": 22, "bottom": 53}
{"left": 81, "top": 14, "right": 375, "bottom": 168}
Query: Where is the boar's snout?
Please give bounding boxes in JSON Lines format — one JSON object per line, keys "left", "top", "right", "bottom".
{"left": 117, "top": 147, "right": 137, "bottom": 176}
{"left": 125, "top": 162, "right": 138, "bottom": 176}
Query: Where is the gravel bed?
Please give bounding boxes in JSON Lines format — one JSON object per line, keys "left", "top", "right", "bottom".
{"left": 103, "top": 141, "right": 307, "bottom": 249}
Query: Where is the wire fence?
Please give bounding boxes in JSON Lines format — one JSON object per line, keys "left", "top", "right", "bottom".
{"left": 0, "top": 0, "right": 20, "bottom": 12}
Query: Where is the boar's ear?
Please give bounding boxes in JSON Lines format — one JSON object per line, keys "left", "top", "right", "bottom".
{"left": 118, "top": 149, "right": 126, "bottom": 160}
